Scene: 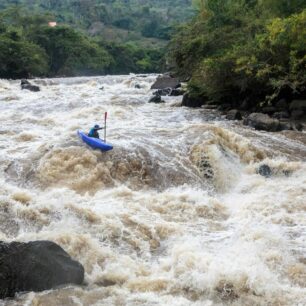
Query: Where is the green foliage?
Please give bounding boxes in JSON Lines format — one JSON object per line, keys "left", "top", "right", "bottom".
{"left": 169, "top": 0, "right": 306, "bottom": 106}
{"left": 0, "top": 20, "right": 48, "bottom": 78}
{"left": 31, "top": 26, "right": 112, "bottom": 76}
{"left": 0, "top": 3, "right": 171, "bottom": 78}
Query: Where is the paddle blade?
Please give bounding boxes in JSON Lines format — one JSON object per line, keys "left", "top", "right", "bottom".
{"left": 105, "top": 112, "right": 108, "bottom": 121}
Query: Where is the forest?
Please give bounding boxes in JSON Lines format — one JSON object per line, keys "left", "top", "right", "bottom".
{"left": 168, "top": 0, "right": 306, "bottom": 109}
{"left": 0, "top": 0, "right": 194, "bottom": 78}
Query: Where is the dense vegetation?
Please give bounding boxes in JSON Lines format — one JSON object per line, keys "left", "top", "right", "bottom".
{"left": 0, "top": 1, "right": 194, "bottom": 78}
{"left": 169, "top": 0, "right": 306, "bottom": 108}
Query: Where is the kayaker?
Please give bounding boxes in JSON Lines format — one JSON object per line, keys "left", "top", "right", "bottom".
{"left": 88, "top": 124, "right": 104, "bottom": 139}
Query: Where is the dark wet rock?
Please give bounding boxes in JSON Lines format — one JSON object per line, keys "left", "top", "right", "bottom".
{"left": 99, "top": 86, "right": 104, "bottom": 90}
{"left": 291, "top": 110, "right": 305, "bottom": 120}
{"left": 170, "top": 88, "right": 185, "bottom": 96}
{"left": 134, "top": 84, "right": 141, "bottom": 89}
{"left": 153, "top": 88, "right": 172, "bottom": 96}
{"left": 226, "top": 110, "right": 242, "bottom": 121}
{"left": 257, "top": 165, "right": 272, "bottom": 178}
{"left": 0, "top": 240, "right": 84, "bottom": 298}
{"left": 21, "top": 79, "right": 31, "bottom": 86}
{"left": 182, "top": 93, "right": 205, "bottom": 108}
{"left": 272, "top": 111, "right": 289, "bottom": 119}
{"left": 262, "top": 106, "right": 277, "bottom": 115}
{"left": 151, "top": 76, "right": 180, "bottom": 90}
{"left": 20, "top": 80, "right": 40, "bottom": 92}
{"left": 148, "top": 94, "right": 164, "bottom": 103}
{"left": 275, "top": 98, "right": 288, "bottom": 111}
{"left": 243, "top": 113, "right": 280, "bottom": 132}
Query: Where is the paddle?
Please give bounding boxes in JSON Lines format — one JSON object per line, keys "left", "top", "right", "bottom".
{"left": 104, "top": 112, "right": 107, "bottom": 142}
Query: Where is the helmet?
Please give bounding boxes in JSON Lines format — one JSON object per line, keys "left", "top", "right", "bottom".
{"left": 94, "top": 124, "right": 100, "bottom": 129}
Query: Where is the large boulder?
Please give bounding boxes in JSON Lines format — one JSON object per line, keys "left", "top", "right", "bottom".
{"left": 243, "top": 113, "right": 280, "bottom": 132}
{"left": 182, "top": 93, "right": 205, "bottom": 108}
{"left": 151, "top": 76, "right": 180, "bottom": 90}
{"left": 20, "top": 79, "right": 40, "bottom": 92}
{"left": 226, "top": 109, "right": 242, "bottom": 120}
{"left": 0, "top": 240, "right": 84, "bottom": 298}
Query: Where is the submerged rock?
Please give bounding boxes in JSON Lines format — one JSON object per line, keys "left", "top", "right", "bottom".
{"left": 243, "top": 113, "right": 280, "bottom": 132}
{"left": 0, "top": 240, "right": 84, "bottom": 298}
{"left": 21, "top": 79, "right": 40, "bottom": 92}
{"left": 257, "top": 164, "right": 272, "bottom": 178}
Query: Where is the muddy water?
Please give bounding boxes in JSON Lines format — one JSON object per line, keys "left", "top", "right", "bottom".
{"left": 0, "top": 75, "right": 305, "bottom": 306}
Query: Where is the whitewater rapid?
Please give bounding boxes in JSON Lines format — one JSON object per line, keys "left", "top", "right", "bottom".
{"left": 0, "top": 75, "right": 305, "bottom": 306}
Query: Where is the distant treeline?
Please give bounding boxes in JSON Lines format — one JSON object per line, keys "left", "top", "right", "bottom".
{"left": 168, "top": 0, "right": 306, "bottom": 108}
{"left": 0, "top": 6, "right": 167, "bottom": 78}
{"left": 0, "top": 0, "right": 194, "bottom": 40}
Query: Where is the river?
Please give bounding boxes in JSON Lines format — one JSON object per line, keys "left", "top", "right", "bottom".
{"left": 0, "top": 75, "right": 305, "bottom": 306}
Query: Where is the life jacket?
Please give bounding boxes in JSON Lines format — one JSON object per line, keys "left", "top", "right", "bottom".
{"left": 88, "top": 128, "right": 99, "bottom": 138}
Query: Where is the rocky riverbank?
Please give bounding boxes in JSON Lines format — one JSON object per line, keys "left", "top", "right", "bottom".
{"left": 151, "top": 74, "right": 305, "bottom": 132}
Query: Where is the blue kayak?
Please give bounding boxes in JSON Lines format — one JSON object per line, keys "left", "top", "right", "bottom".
{"left": 78, "top": 130, "right": 113, "bottom": 151}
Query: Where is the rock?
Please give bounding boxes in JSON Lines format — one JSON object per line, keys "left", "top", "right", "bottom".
{"left": 291, "top": 110, "right": 304, "bottom": 120}
{"left": 257, "top": 164, "right": 272, "bottom": 178}
{"left": 21, "top": 79, "right": 31, "bottom": 86}
{"left": 262, "top": 106, "right": 277, "bottom": 115}
{"left": 20, "top": 80, "right": 40, "bottom": 92}
{"left": 272, "top": 111, "right": 289, "bottom": 119}
{"left": 151, "top": 76, "right": 180, "bottom": 90}
{"left": 170, "top": 88, "right": 185, "bottom": 96}
{"left": 226, "top": 109, "right": 242, "bottom": 120}
{"left": 243, "top": 113, "right": 280, "bottom": 132}
{"left": 99, "top": 86, "right": 104, "bottom": 90}
{"left": 153, "top": 88, "right": 172, "bottom": 96}
{"left": 148, "top": 94, "right": 164, "bottom": 103}
{"left": 21, "top": 84, "right": 40, "bottom": 92}
{"left": 0, "top": 240, "right": 84, "bottom": 298}
{"left": 275, "top": 98, "right": 288, "bottom": 111}
{"left": 134, "top": 84, "right": 141, "bottom": 89}
{"left": 182, "top": 93, "right": 205, "bottom": 108}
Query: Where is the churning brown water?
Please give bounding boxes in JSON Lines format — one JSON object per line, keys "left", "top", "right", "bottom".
{"left": 0, "top": 75, "right": 305, "bottom": 306}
